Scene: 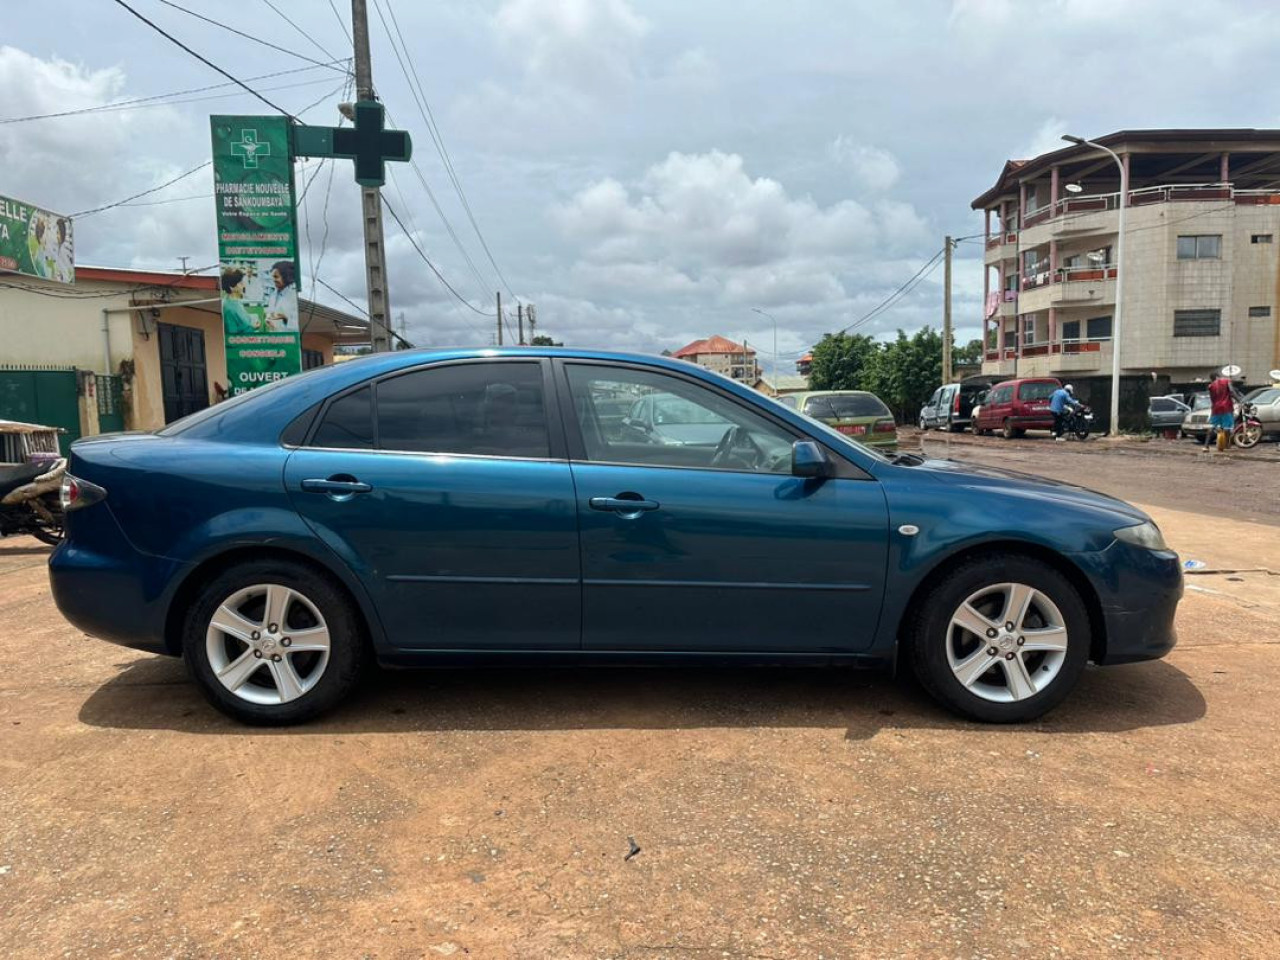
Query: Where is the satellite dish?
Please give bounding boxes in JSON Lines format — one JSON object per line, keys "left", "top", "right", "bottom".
{"left": 1270, "top": 368, "right": 1280, "bottom": 381}
{"left": 1064, "top": 183, "right": 1084, "bottom": 194}
{"left": 1221, "top": 364, "right": 1243, "bottom": 378}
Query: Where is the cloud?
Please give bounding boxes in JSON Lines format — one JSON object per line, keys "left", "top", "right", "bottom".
{"left": 493, "top": 0, "right": 650, "bottom": 90}
{"left": 1016, "top": 116, "right": 1070, "bottom": 161}
{"left": 829, "top": 138, "right": 901, "bottom": 192}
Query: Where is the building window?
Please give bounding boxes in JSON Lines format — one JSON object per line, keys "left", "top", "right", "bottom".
{"left": 1249, "top": 306, "right": 1272, "bottom": 318}
{"left": 1252, "top": 234, "right": 1273, "bottom": 244}
{"left": 1022, "top": 316, "right": 1037, "bottom": 344}
{"left": 1061, "top": 319, "right": 1081, "bottom": 341}
{"left": 1173, "top": 309, "right": 1221, "bottom": 337}
{"left": 1087, "top": 315, "right": 1113, "bottom": 340}
{"left": 302, "top": 348, "right": 325, "bottom": 370}
{"left": 1176, "top": 235, "right": 1221, "bottom": 260}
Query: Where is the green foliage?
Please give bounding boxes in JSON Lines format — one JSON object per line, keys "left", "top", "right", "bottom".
{"left": 954, "top": 338, "right": 984, "bottom": 364}
{"left": 806, "top": 327, "right": 946, "bottom": 422}
{"left": 807, "top": 333, "right": 880, "bottom": 391}
{"left": 530, "top": 334, "right": 562, "bottom": 346}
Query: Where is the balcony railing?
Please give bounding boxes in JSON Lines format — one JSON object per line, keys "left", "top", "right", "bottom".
{"left": 985, "top": 231, "right": 1018, "bottom": 249}
{"left": 1056, "top": 265, "right": 1116, "bottom": 282}
{"left": 1018, "top": 182, "right": 1271, "bottom": 229}
{"left": 983, "top": 338, "right": 1112, "bottom": 362}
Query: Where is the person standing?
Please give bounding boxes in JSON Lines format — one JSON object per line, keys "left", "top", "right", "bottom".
{"left": 1206, "top": 369, "right": 1241, "bottom": 453}
{"left": 1049, "top": 383, "right": 1080, "bottom": 442}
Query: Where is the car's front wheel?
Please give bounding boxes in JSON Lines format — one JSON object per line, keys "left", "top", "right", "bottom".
{"left": 908, "top": 556, "right": 1090, "bottom": 722}
{"left": 182, "top": 559, "right": 367, "bottom": 725}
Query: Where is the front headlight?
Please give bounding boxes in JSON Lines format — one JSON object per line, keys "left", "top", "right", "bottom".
{"left": 1114, "top": 521, "right": 1168, "bottom": 551}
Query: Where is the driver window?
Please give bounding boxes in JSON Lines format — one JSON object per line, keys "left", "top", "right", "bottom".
{"left": 564, "top": 365, "right": 796, "bottom": 474}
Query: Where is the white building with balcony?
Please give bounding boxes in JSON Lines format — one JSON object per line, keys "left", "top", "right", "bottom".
{"left": 973, "top": 129, "right": 1280, "bottom": 390}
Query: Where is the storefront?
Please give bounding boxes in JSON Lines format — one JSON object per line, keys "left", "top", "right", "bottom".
{"left": 0, "top": 266, "right": 369, "bottom": 435}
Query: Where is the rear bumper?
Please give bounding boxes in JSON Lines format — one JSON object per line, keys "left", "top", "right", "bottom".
{"left": 48, "top": 508, "right": 186, "bottom": 656}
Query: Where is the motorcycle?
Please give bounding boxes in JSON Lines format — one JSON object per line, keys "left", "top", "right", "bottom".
{"left": 1062, "top": 403, "right": 1094, "bottom": 441}
{"left": 0, "top": 457, "right": 66, "bottom": 545}
{"left": 1233, "top": 402, "right": 1264, "bottom": 449}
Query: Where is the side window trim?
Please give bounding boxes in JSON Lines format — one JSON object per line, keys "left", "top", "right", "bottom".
{"left": 552, "top": 359, "right": 871, "bottom": 480}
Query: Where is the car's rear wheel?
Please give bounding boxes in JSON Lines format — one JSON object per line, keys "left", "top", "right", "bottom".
{"left": 908, "top": 556, "right": 1090, "bottom": 723}
{"left": 1001, "top": 419, "right": 1016, "bottom": 439}
{"left": 182, "top": 559, "right": 367, "bottom": 725}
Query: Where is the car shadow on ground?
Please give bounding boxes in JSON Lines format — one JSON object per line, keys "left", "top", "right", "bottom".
{"left": 78, "top": 656, "right": 1206, "bottom": 738}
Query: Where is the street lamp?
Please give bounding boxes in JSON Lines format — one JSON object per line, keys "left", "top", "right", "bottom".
{"left": 1062, "top": 134, "right": 1127, "bottom": 436}
{"left": 751, "top": 307, "right": 779, "bottom": 388}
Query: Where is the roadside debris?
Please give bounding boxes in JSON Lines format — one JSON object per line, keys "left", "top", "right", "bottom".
{"left": 624, "top": 837, "right": 641, "bottom": 861}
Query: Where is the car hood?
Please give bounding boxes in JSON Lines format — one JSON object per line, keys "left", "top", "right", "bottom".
{"left": 908, "top": 456, "right": 1150, "bottom": 524}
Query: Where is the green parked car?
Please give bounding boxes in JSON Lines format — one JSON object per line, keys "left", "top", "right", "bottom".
{"left": 776, "top": 390, "right": 899, "bottom": 450}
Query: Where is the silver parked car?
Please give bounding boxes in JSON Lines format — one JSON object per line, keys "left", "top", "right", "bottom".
{"left": 1149, "top": 395, "right": 1190, "bottom": 431}
{"left": 1181, "top": 393, "right": 1213, "bottom": 440}
{"left": 1241, "top": 386, "right": 1280, "bottom": 440}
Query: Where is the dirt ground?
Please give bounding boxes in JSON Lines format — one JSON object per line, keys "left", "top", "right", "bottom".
{"left": 2, "top": 447, "right": 1279, "bottom": 959}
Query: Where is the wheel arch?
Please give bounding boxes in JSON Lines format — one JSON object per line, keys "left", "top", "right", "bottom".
{"left": 894, "top": 540, "right": 1107, "bottom": 666}
{"left": 163, "top": 544, "right": 382, "bottom": 656}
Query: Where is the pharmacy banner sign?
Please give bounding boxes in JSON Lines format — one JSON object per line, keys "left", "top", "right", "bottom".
{"left": 210, "top": 115, "right": 302, "bottom": 395}
{"left": 0, "top": 194, "right": 73, "bottom": 285}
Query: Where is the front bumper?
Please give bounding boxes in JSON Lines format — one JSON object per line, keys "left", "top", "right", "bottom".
{"left": 1082, "top": 541, "right": 1183, "bottom": 665}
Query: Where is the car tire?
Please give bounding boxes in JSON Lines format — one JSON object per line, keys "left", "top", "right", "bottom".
{"left": 1001, "top": 419, "right": 1016, "bottom": 439}
{"left": 182, "top": 558, "right": 367, "bottom": 725}
{"left": 907, "top": 555, "right": 1091, "bottom": 723}
{"left": 919, "top": 416, "right": 928, "bottom": 431}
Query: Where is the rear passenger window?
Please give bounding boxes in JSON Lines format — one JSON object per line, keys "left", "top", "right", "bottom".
{"left": 311, "top": 386, "right": 374, "bottom": 449}
{"left": 376, "top": 362, "right": 549, "bottom": 458}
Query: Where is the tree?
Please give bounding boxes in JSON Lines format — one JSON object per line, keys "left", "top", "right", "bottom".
{"left": 953, "top": 338, "right": 984, "bottom": 365}
{"left": 861, "top": 327, "right": 943, "bottom": 422}
{"left": 807, "top": 332, "right": 881, "bottom": 391}
{"left": 530, "top": 334, "right": 562, "bottom": 346}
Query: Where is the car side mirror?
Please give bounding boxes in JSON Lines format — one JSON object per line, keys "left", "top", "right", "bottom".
{"left": 791, "top": 440, "right": 834, "bottom": 479}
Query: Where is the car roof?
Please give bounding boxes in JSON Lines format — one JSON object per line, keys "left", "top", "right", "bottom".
{"left": 989, "top": 377, "right": 1061, "bottom": 389}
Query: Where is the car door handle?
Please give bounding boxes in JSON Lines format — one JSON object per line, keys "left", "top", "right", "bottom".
{"left": 301, "top": 477, "right": 372, "bottom": 496}
{"left": 589, "top": 496, "right": 659, "bottom": 514}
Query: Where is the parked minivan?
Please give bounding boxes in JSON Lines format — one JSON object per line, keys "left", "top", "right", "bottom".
{"left": 919, "top": 382, "right": 987, "bottom": 432}
{"left": 973, "top": 378, "right": 1061, "bottom": 438}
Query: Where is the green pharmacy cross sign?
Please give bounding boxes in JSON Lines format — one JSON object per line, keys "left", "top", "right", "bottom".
{"left": 291, "top": 100, "right": 412, "bottom": 187}
{"left": 230, "top": 129, "right": 271, "bottom": 168}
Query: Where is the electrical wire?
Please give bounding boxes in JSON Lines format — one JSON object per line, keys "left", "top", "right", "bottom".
{"left": 381, "top": 197, "right": 490, "bottom": 318}
{"left": 260, "top": 0, "right": 339, "bottom": 62}
{"left": 109, "top": 0, "right": 294, "bottom": 117}
{"left": 377, "top": 0, "right": 519, "bottom": 303}
{"left": 71, "top": 161, "right": 212, "bottom": 218}
{"left": 838, "top": 249, "right": 946, "bottom": 336}
{"left": 0, "top": 63, "right": 346, "bottom": 125}
{"left": 327, "top": 0, "right": 354, "bottom": 43}
{"left": 156, "top": 0, "right": 348, "bottom": 72}
{"left": 313, "top": 278, "right": 416, "bottom": 349}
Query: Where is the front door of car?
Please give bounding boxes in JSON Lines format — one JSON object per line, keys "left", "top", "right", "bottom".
{"left": 284, "top": 359, "right": 581, "bottom": 651}
{"left": 557, "top": 361, "right": 890, "bottom": 653}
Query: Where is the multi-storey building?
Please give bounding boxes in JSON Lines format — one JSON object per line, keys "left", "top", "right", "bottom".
{"left": 973, "top": 130, "right": 1280, "bottom": 394}
{"left": 671, "top": 335, "right": 759, "bottom": 381}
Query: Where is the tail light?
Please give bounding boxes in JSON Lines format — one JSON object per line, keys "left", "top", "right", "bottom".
{"left": 60, "top": 474, "right": 106, "bottom": 512}
{"left": 954, "top": 393, "right": 962, "bottom": 413}
{"left": 873, "top": 420, "right": 896, "bottom": 433}
{"left": 836, "top": 424, "right": 867, "bottom": 435}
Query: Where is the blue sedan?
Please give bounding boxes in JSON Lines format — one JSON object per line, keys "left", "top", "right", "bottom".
{"left": 49, "top": 349, "right": 1181, "bottom": 725}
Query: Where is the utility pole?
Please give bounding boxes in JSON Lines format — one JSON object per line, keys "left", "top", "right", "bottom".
{"left": 942, "top": 235, "right": 953, "bottom": 384}
{"left": 177, "top": 256, "right": 190, "bottom": 274}
{"left": 517, "top": 302, "right": 525, "bottom": 345}
{"left": 496, "top": 291, "right": 503, "bottom": 345}
{"left": 527, "top": 304, "right": 537, "bottom": 342}
{"left": 352, "top": 0, "right": 391, "bottom": 353}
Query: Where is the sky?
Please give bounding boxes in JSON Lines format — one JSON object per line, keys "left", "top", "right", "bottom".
{"left": 6, "top": 0, "right": 1280, "bottom": 375}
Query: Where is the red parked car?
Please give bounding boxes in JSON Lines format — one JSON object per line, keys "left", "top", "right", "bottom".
{"left": 974, "top": 377, "right": 1062, "bottom": 439}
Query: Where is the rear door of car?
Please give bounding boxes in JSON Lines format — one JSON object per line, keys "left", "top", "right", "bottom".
{"left": 981, "top": 384, "right": 1012, "bottom": 429}
{"left": 1016, "top": 380, "right": 1057, "bottom": 422}
{"left": 283, "top": 359, "right": 581, "bottom": 651}
{"left": 556, "top": 360, "right": 890, "bottom": 653}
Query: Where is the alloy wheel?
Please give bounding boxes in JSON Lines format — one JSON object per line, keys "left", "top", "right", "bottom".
{"left": 945, "top": 582, "right": 1069, "bottom": 703}
{"left": 205, "top": 583, "right": 331, "bottom": 705}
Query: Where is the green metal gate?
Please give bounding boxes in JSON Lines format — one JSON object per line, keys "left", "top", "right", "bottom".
{"left": 0, "top": 365, "right": 80, "bottom": 455}
{"left": 96, "top": 374, "right": 126, "bottom": 434}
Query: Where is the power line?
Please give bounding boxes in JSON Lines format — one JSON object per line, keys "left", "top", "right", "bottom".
{"left": 381, "top": 196, "right": 490, "bottom": 319}
{"left": 377, "top": 0, "right": 518, "bottom": 303}
{"left": 71, "top": 161, "right": 212, "bottom": 218}
{"left": 313, "top": 277, "right": 415, "bottom": 348}
{"left": 260, "top": 0, "right": 340, "bottom": 62}
{"left": 109, "top": 0, "right": 294, "bottom": 117}
{"left": 156, "top": 0, "right": 348, "bottom": 72}
{"left": 0, "top": 63, "right": 345, "bottom": 125}
{"left": 327, "top": 0, "right": 353, "bottom": 43}
{"left": 838, "top": 249, "right": 946, "bottom": 336}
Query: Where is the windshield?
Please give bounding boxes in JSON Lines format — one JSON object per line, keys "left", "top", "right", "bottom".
{"left": 1191, "top": 393, "right": 1212, "bottom": 410}
{"left": 1244, "top": 387, "right": 1279, "bottom": 404}
{"left": 653, "top": 396, "right": 729, "bottom": 425}
{"left": 803, "top": 393, "right": 890, "bottom": 419}
{"left": 155, "top": 373, "right": 308, "bottom": 436}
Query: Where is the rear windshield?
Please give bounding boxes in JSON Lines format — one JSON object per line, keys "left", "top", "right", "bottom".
{"left": 803, "top": 394, "right": 890, "bottom": 419}
{"left": 1018, "top": 382, "right": 1058, "bottom": 401}
{"left": 1191, "top": 393, "right": 1211, "bottom": 410}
